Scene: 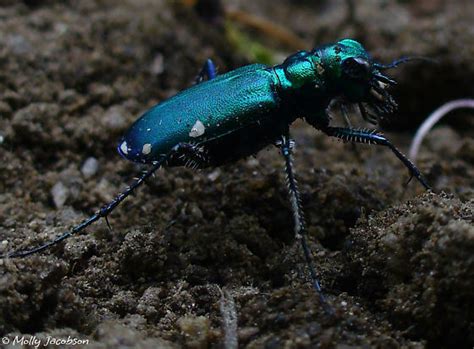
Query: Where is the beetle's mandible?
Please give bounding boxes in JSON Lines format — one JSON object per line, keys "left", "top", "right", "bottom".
{"left": 2, "top": 39, "right": 431, "bottom": 307}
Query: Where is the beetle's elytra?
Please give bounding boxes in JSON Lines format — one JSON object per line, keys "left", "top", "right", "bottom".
{"left": 2, "top": 39, "right": 430, "bottom": 307}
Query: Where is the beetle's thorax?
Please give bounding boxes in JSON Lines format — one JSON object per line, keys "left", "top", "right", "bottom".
{"left": 270, "top": 50, "right": 332, "bottom": 119}
{"left": 271, "top": 51, "right": 325, "bottom": 95}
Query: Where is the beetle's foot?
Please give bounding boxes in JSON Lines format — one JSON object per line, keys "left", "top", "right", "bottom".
{"left": 104, "top": 216, "right": 113, "bottom": 231}
{"left": 195, "top": 58, "right": 217, "bottom": 84}
{"left": 275, "top": 138, "right": 295, "bottom": 150}
{"left": 317, "top": 126, "right": 431, "bottom": 190}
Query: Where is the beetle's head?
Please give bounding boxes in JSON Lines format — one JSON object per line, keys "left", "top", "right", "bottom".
{"left": 317, "top": 39, "right": 407, "bottom": 124}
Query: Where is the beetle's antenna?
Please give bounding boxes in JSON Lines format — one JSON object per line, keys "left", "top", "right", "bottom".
{"left": 1, "top": 159, "right": 165, "bottom": 259}
{"left": 374, "top": 56, "right": 436, "bottom": 70}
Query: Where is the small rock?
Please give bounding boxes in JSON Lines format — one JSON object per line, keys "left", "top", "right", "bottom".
{"left": 89, "top": 83, "right": 114, "bottom": 105}
{"left": 190, "top": 203, "right": 203, "bottom": 219}
{"left": 54, "top": 22, "right": 69, "bottom": 35}
{"left": 137, "top": 287, "right": 163, "bottom": 320}
{"left": 207, "top": 169, "right": 221, "bottom": 182}
{"left": 246, "top": 158, "right": 259, "bottom": 168}
{"left": 59, "top": 89, "right": 78, "bottom": 104}
{"left": 0, "top": 101, "right": 12, "bottom": 117}
{"left": 0, "top": 240, "right": 8, "bottom": 253}
{"left": 81, "top": 157, "right": 99, "bottom": 178}
{"left": 3, "top": 90, "right": 26, "bottom": 109}
{"left": 238, "top": 327, "right": 259, "bottom": 342}
{"left": 6, "top": 34, "right": 32, "bottom": 55}
{"left": 51, "top": 182, "right": 69, "bottom": 208}
{"left": 178, "top": 316, "right": 210, "bottom": 349}
{"left": 102, "top": 105, "right": 127, "bottom": 131}
{"left": 150, "top": 53, "right": 164, "bottom": 75}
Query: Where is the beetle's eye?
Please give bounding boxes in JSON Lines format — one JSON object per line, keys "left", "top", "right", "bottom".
{"left": 341, "top": 57, "right": 370, "bottom": 79}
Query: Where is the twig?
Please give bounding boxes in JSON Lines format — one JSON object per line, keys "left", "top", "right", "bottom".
{"left": 409, "top": 99, "right": 474, "bottom": 161}
{"left": 226, "top": 8, "right": 308, "bottom": 51}
{"left": 219, "top": 288, "right": 238, "bottom": 349}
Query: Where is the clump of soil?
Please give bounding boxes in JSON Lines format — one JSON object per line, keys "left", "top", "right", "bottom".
{"left": 346, "top": 192, "right": 474, "bottom": 347}
{"left": 0, "top": 0, "right": 473, "bottom": 348}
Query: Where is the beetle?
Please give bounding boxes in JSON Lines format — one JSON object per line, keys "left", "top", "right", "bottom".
{"left": 2, "top": 39, "right": 430, "bottom": 305}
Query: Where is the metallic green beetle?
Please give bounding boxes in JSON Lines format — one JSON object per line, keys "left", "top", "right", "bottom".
{"left": 118, "top": 39, "right": 419, "bottom": 170}
{"left": 3, "top": 39, "right": 429, "bottom": 306}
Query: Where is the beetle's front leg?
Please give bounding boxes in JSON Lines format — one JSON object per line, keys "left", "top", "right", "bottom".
{"left": 277, "top": 135, "right": 331, "bottom": 310}
{"left": 320, "top": 126, "right": 431, "bottom": 189}
{"left": 195, "top": 58, "right": 217, "bottom": 84}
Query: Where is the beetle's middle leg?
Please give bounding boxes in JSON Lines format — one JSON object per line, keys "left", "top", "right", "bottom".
{"left": 320, "top": 126, "right": 430, "bottom": 189}
{"left": 195, "top": 58, "right": 217, "bottom": 84}
{"left": 277, "top": 135, "right": 331, "bottom": 310}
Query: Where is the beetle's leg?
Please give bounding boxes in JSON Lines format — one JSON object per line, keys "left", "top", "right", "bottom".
{"left": 2, "top": 141, "right": 216, "bottom": 258}
{"left": 168, "top": 143, "right": 211, "bottom": 169}
{"left": 277, "top": 135, "right": 332, "bottom": 311}
{"left": 1, "top": 158, "right": 165, "bottom": 258}
{"left": 1, "top": 142, "right": 210, "bottom": 259}
{"left": 340, "top": 103, "right": 352, "bottom": 128}
{"left": 195, "top": 58, "right": 217, "bottom": 84}
{"left": 321, "top": 126, "right": 431, "bottom": 190}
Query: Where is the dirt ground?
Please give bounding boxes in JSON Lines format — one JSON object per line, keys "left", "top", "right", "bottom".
{"left": 0, "top": 0, "right": 473, "bottom": 348}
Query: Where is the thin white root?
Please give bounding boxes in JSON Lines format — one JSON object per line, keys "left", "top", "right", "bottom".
{"left": 219, "top": 288, "right": 238, "bottom": 349}
{"left": 409, "top": 99, "right": 474, "bottom": 161}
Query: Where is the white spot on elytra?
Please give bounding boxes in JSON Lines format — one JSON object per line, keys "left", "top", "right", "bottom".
{"left": 189, "top": 120, "right": 205, "bottom": 138}
{"left": 120, "top": 141, "right": 128, "bottom": 155}
{"left": 142, "top": 143, "right": 152, "bottom": 155}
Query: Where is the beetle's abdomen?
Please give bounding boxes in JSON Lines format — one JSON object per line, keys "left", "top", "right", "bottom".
{"left": 118, "top": 64, "right": 279, "bottom": 163}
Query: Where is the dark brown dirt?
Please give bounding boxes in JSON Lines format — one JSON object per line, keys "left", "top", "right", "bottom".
{"left": 0, "top": 1, "right": 473, "bottom": 348}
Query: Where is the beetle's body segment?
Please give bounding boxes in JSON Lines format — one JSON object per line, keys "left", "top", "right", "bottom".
{"left": 119, "top": 63, "right": 283, "bottom": 165}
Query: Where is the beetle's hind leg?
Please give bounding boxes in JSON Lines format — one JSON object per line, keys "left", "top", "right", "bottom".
{"left": 1, "top": 142, "right": 213, "bottom": 259}
{"left": 320, "top": 126, "right": 431, "bottom": 190}
{"left": 195, "top": 58, "right": 217, "bottom": 84}
{"left": 168, "top": 143, "right": 212, "bottom": 169}
{"left": 277, "top": 135, "right": 332, "bottom": 312}
{"left": 1, "top": 158, "right": 165, "bottom": 258}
